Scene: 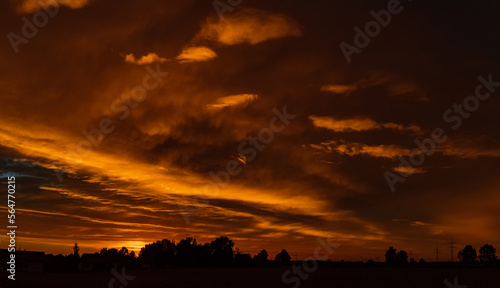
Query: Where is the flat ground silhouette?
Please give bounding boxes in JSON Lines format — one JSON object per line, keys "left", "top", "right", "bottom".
{"left": 1, "top": 266, "right": 498, "bottom": 288}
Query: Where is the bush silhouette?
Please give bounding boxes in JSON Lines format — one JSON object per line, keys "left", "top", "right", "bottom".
{"left": 274, "top": 249, "right": 291, "bottom": 264}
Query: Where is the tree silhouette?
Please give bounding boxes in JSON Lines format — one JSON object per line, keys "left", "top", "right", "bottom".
{"left": 140, "top": 239, "right": 176, "bottom": 266}
{"left": 254, "top": 249, "right": 269, "bottom": 264}
{"left": 385, "top": 247, "right": 408, "bottom": 265}
{"left": 73, "top": 243, "right": 80, "bottom": 258}
{"left": 66, "top": 242, "right": 81, "bottom": 270}
{"left": 234, "top": 249, "right": 253, "bottom": 266}
{"left": 458, "top": 245, "right": 477, "bottom": 264}
{"left": 100, "top": 248, "right": 118, "bottom": 256}
{"left": 119, "top": 247, "right": 129, "bottom": 256}
{"left": 365, "top": 259, "right": 375, "bottom": 267}
{"left": 159, "top": 238, "right": 176, "bottom": 265}
{"left": 385, "top": 247, "right": 397, "bottom": 264}
{"left": 396, "top": 250, "right": 408, "bottom": 264}
{"left": 274, "top": 249, "right": 291, "bottom": 264}
{"left": 209, "top": 236, "right": 234, "bottom": 266}
{"left": 176, "top": 238, "right": 200, "bottom": 266}
{"left": 478, "top": 244, "right": 497, "bottom": 264}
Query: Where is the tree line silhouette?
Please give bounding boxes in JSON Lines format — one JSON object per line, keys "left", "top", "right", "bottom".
{"left": 457, "top": 244, "right": 497, "bottom": 264}
{"left": 58, "top": 236, "right": 293, "bottom": 271}
{"left": 134, "top": 236, "right": 290, "bottom": 267}
{"left": 384, "top": 244, "right": 497, "bottom": 266}
{"left": 38, "top": 237, "right": 499, "bottom": 272}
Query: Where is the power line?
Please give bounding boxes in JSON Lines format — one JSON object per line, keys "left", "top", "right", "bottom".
{"left": 450, "top": 240, "right": 457, "bottom": 262}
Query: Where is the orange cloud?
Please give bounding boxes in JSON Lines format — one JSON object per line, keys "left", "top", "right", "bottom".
{"left": 441, "top": 143, "right": 500, "bottom": 159}
{"left": 124, "top": 52, "right": 168, "bottom": 65}
{"left": 175, "top": 46, "right": 217, "bottom": 63}
{"left": 206, "top": 94, "right": 258, "bottom": 110}
{"left": 17, "top": 0, "right": 91, "bottom": 13}
{"left": 392, "top": 166, "right": 426, "bottom": 175}
{"left": 0, "top": 121, "right": 334, "bottom": 233}
{"left": 309, "top": 116, "right": 420, "bottom": 133}
{"left": 410, "top": 221, "right": 430, "bottom": 227}
{"left": 312, "top": 140, "right": 410, "bottom": 159}
{"left": 310, "top": 116, "right": 379, "bottom": 132}
{"left": 320, "top": 85, "right": 357, "bottom": 94}
{"left": 381, "top": 123, "right": 421, "bottom": 133}
{"left": 195, "top": 8, "right": 301, "bottom": 46}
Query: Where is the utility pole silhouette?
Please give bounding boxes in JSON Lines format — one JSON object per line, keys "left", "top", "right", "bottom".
{"left": 409, "top": 250, "right": 412, "bottom": 260}
{"left": 450, "top": 240, "right": 456, "bottom": 262}
{"left": 436, "top": 247, "right": 439, "bottom": 262}
{"left": 293, "top": 254, "right": 298, "bottom": 261}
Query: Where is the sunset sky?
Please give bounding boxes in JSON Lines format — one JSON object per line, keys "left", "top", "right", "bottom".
{"left": 1, "top": 0, "right": 500, "bottom": 261}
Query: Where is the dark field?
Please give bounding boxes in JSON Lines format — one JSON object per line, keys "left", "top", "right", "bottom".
{"left": 1, "top": 266, "right": 499, "bottom": 288}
